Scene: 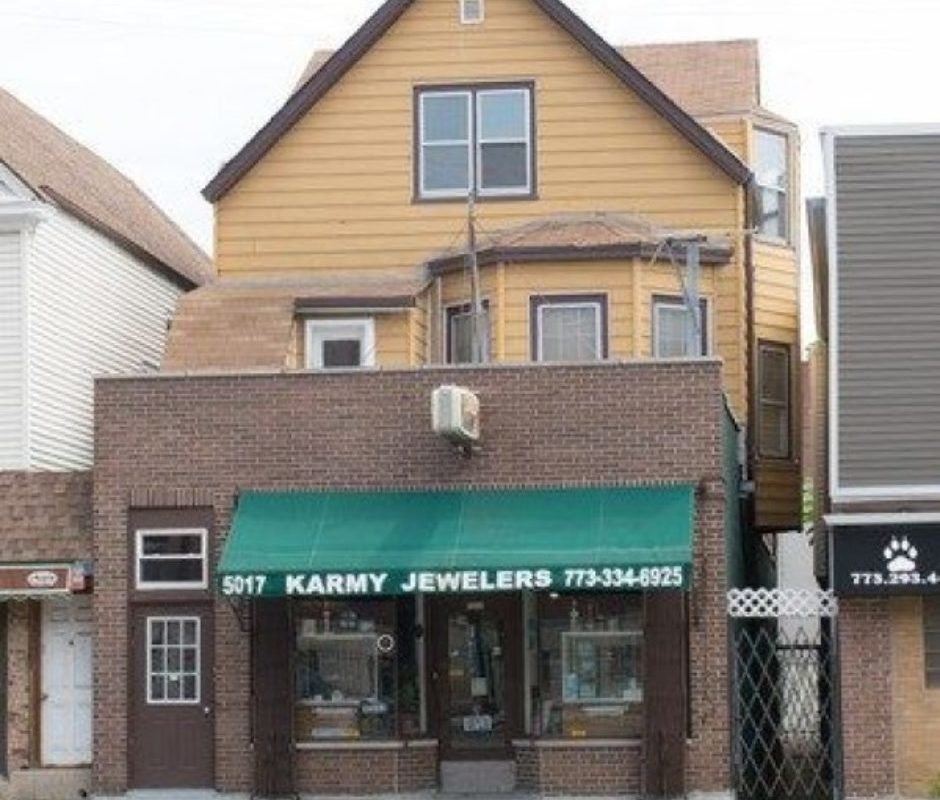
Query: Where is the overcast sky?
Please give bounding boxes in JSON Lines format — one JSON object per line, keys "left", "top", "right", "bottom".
{"left": 3, "top": 0, "right": 939, "bottom": 345}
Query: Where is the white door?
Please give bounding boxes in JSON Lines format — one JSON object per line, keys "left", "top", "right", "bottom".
{"left": 41, "top": 597, "right": 93, "bottom": 765}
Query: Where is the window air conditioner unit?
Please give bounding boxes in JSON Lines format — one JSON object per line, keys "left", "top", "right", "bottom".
{"left": 432, "top": 385, "right": 480, "bottom": 444}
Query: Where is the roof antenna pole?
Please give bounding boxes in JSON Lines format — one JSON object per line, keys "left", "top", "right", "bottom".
{"left": 467, "top": 190, "right": 485, "bottom": 363}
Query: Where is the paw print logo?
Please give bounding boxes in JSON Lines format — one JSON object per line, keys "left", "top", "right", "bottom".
{"left": 884, "top": 536, "right": 918, "bottom": 574}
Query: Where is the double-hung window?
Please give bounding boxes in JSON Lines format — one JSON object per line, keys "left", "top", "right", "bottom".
{"left": 531, "top": 295, "right": 607, "bottom": 362}
{"left": 446, "top": 301, "right": 490, "bottom": 364}
{"left": 417, "top": 84, "right": 533, "bottom": 199}
{"left": 305, "top": 318, "right": 375, "bottom": 369}
{"left": 652, "top": 295, "right": 709, "bottom": 358}
{"left": 136, "top": 529, "right": 208, "bottom": 590}
{"left": 754, "top": 129, "right": 790, "bottom": 241}
{"left": 758, "top": 342, "right": 791, "bottom": 459}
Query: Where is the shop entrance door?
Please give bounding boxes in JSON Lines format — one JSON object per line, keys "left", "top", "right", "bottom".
{"left": 430, "top": 594, "right": 523, "bottom": 768}
{"left": 130, "top": 605, "right": 214, "bottom": 789}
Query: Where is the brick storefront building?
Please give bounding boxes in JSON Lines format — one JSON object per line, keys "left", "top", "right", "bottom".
{"left": 93, "top": 361, "right": 740, "bottom": 797}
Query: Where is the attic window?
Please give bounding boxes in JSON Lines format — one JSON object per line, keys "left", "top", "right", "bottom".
{"left": 460, "top": 0, "right": 484, "bottom": 24}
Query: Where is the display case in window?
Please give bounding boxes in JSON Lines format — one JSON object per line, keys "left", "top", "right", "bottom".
{"left": 294, "top": 600, "right": 397, "bottom": 742}
{"left": 537, "top": 594, "right": 644, "bottom": 739}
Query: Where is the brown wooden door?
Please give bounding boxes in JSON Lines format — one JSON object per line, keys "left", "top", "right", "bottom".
{"left": 130, "top": 605, "right": 214, "bottom": 788}
{"left": 429, "top": 594, "right": 523, "bottom": 760}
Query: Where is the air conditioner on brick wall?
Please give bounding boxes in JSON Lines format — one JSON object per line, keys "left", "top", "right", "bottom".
{"left": 432, "top": 385, "right": 480, "bottom": 445}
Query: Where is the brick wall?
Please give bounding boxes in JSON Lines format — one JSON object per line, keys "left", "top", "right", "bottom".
{"left": 515, "top": 743, "right": 642, "bottom": 795}
{"left": 294, "top": 745, "right": 437, "bottom": 794}
{"left": 839, "top": 598, "right": 895, "bottom": 798}
{"left": 0, "top": 471, "right": 91, "bottom": 562}
{"left": 93, "top": 360, "right": 729, "bottom": 795}
{"left": 891, "top": 597, "right": 940, "bottom": 797}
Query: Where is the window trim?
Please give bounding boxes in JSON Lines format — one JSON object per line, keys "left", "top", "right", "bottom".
{"left": 135, "top": 528, "right": 208, "bottom": 591}
{"left": 925, "top": 597, "right": 940, "bottom": 690}
{"left": 413, "top": 81, "right": 537, "bottom": 203}
{"left": 146, "top": 615, "right": 201, "bottom": 706}
{"left": 753, "top": 126, "right": 792, "bottom": 246}
{"left": 444, "top": 299, "right": 491, "bottom": 364}
{"left": 305, "top": 317, "right": 376, "bottom": 369}
{"left": 529, "top": 293, "right": 609, "bottom": 362}
{"left": 651, "top": 294, "right": 710, "bottom": 358}
{"left": 757, "top": 340, "right": 792, "bottom": 460}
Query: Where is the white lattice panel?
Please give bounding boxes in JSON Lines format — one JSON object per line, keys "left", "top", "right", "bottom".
{"left": 727, "top": 588, "right": 838, "bottom": 619}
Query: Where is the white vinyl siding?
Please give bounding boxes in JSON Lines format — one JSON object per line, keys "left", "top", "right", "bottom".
{"left": 0, "top": 230, "right": 26, "bottom": 468}
{"left": 26, "top": 209, "right": 183, "bottom": 469}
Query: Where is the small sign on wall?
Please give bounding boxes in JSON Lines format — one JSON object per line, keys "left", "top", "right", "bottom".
{"left": 832, "top": 524, "right": 940, "bottom": 595}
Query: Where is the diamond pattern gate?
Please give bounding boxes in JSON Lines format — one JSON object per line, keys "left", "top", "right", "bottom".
{"left": 727, "top": 589, "right": 842, "bottom": 800}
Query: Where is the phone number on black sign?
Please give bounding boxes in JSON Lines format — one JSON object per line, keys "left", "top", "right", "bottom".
{"left": 850, "top": 571, "right": 940, "bottom": 587}
{"left": 563, "top": 566, "right": 684, "bottom": 589}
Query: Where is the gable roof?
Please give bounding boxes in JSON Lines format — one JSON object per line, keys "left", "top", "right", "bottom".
{"left": 620, "top": 40, "right": 760, "bottom": 117}
{"left": 0, "top": 87, "right": 212, "bottom": 288}
{"left": 203, "top": 0, "right": 750, "bottom": 202}
{"left": 294, "top": 40, "right": 764, "bottom": 118}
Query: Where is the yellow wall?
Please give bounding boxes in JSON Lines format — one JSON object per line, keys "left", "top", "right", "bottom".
{"left": 215, "top": 0, "right": 739, "bottom": 276}
{"left": 212, "top": 0, "right": 802, "bottom": 528}
{"left": 891, "top": 598, "right": 940, "bottom": 796}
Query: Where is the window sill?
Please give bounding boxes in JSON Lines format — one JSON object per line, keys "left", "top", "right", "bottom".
{"left": 753, "top": 234, "right": 795, "bottom": 251}
{"left": 295, "top": 739, "right": 437, "bottom": 751}
{"left": 512, "top": 738, "right": 642, "bottom": 749}
{"left": 412, "top": 192, "right": 538, "bottom": 205}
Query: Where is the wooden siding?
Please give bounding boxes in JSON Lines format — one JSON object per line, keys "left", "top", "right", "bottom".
{"left": 0, "top": 230, "right": 25, "bottom": 469}
{"left": 702, "top": 116, "right": 748, "bottom": 161}
{"left": 26, "top": 209, "right": 182, "bottom": 469}
{"left": 214, "top": 0, "right": 739, "bottom": 277}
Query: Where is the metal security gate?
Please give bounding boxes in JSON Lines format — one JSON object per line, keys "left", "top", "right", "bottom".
{"left": 728, "top": 589, "right": 842, "bottom": 800}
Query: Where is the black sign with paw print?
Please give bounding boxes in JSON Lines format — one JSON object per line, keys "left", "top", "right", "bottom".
{"left": 832, "top": 524, "right": 940, "bottom": 595}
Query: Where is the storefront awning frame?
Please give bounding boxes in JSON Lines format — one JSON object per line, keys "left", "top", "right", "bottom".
{"left": 218, "top": 485, "right": 695, "bottom": 598}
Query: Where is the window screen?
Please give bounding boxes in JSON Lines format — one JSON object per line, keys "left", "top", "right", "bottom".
{"left": 532, "top": 296, "right": 607, "bottom": 362}
{"left": 136, "top": 530, "right": 207, "bottom": 589}
{"left": 759, "top": 342, "right": 791, "bottom": 458}
{"left": 652, "top": 296, "right": 708, "bottom": 358}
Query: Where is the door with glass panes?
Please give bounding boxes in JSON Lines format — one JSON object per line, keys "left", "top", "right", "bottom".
{"left": 131, "top": 605, "right": 214, "bottom": 788}
{"left": 429, "top": 594, "right": 523, "bottom": 759}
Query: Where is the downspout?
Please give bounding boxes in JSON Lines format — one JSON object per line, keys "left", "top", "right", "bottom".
{"left": 743, "top": 178, "right": 759, "bottom": 582}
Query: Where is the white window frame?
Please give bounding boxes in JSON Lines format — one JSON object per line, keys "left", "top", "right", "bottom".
{"left": 652, "top": 296, "right": 710, "bottom": 358}
{"left": 135, "top": 528, "right": 208, "bottom": 591}
{"left": 419, "top": 91, "right": 473, "bottom": 199}
{"left": 460, "top": 0, "right": 484, "bottom": 24}
{"left": 146, "top": 616, "right": 201, "bottom": 706}
{"left": 754, "top": 127, "right": 791, "bottom": 244}
{"left": 417, "top": 85, "right": 532, "bottom": 200}
{"left": 475, "top": 88, "right": 532, "bottom": 197}
{"left": 305, "top": 317, "right": 376, "bottom": 369}
{"left": 535, "top": 300, "right": 603, "bottom": 362}
{"left": 758, "top": 342, "right": 791, "bottom": 460}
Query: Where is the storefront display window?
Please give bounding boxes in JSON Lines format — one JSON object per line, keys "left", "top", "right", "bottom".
{"left": 294, "top": 599, "right": 418, "bottom": 741}
{"left": 536, "top": 593, "right": 643, "bottom": 739}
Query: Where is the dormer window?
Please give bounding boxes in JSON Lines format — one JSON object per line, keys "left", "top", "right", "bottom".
{"left": 305, "top": 318, "right": 375, "bottom": 369}
{"left": 416, "top": 83, "right": 534, "bottom": 200}
{"left": 460, "top": 0, "right": 484, "bottom": 24}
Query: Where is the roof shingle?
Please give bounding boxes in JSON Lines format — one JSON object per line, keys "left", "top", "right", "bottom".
{"left": 0, "top": 87, "right": 212, "bottom": 287}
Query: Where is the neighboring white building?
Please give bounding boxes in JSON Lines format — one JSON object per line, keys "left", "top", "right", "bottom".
{"left": 0, "top": 86, "right": 211, "bottom": 800}
{"left": 0, "top": 88, "right": 211, "bottom": 471}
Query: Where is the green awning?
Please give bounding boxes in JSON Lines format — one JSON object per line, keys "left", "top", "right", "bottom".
{"left": 218, "top": 485, "right": 693, "bottom": 597}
